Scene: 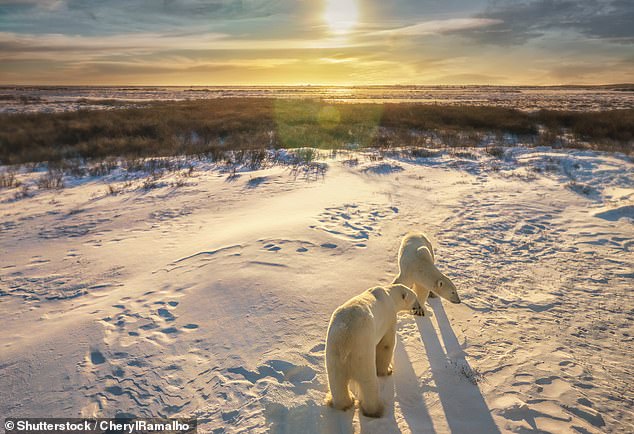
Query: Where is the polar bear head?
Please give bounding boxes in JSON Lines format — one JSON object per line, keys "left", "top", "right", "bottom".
{"left": 413, "top": 246, "right": 461, "bottom": 304}
{"left": 387, "top": 284, "right": 418, "bottom": 311}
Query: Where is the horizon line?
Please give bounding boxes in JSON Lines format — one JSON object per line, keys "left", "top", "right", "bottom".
{"left": 2, "top": 83, "right": 633, "bottom": 88}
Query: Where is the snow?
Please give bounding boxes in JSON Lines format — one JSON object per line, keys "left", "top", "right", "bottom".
{"left": 0, "top": 147, "right": 632, "bottom": 433}
{"left": 1, "top": 86, "right": 633, "bottom": 114}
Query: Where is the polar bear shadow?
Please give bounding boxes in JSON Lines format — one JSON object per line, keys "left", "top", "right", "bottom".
{"left": 264, "top": 399, "right": 354, "bottom": 434}
{"left": 357, "top": 371, "right": 407, "bottom": 433}
{"left": 264, "top": 372, "right": 402, "bottom": 434}
{"left": 392, "top": 335, "right": 436, "bottom": 433}
{"left": 416, "top": 298, "right": 501, "bottom": 434}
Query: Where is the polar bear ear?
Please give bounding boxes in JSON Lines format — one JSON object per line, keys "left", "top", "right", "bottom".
{"left": 417, "top": 246, "right": 434, "bottom": 263}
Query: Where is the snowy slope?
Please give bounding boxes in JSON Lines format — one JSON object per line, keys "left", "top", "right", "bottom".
{"left": 0, "top": 147, "right": 632, "bottom": 433}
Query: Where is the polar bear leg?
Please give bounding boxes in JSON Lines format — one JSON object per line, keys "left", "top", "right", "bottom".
{"left": 376, "top": 326, "right": 395, "bottom": 376}
{"left": 326, "top": 359, "right": 354, "bottom": 411}
{"left": 355, "top": 349, "right": 383, "bottom": 418}
{"left": 412, "top": 283, "right": 431, "bottom": 316}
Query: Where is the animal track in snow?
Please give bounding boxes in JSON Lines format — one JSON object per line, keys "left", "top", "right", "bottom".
{"left": 0, "top": 268, "right": 123, "bottom": 302}
{"left": 81, "top": 292, "right": 199, "bottom": 417}
{"left": 258, "top": 238, "right": 318, "bottom": 254}
{"left": 38, "top": 222, "right": 98, "bottom": 239}
{"left": 101, "top": 295, "right": 194, "bottom": 346}
{"left": 228, "top": 360, "right": 316, "bottom": 387}
{"left": 311, "top": 203, "right": 398, "bottom": 243}
{"left": 148, "top": 207, "right": 193, "bottom": 221}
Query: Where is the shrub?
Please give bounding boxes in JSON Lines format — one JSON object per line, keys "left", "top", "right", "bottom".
{"left": 411, "top": 148, "right": 441, "bottom": 158}
{"left": 36, "top": 169, "right": 64, "bottom": 189}
{"left": 486, "top": 147, "right": 506, "bottom": 159}
{"left": 453, "top": 151, "right": 479, "bottom": 160}
{"left": 0, "top": 100, "right": 631, "bottom": 165}
{"left": 0, "top": 170, "right": 20, "bottom": 189}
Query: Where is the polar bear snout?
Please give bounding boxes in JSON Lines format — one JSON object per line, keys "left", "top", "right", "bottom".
{"left": 431, "top": 274, "right": 461, "bottom": 304}
{"left": 438, "top": 279, "right": 461, "bottom": 304}
{"left": 449, "top": 289, "right": 461, "bottom": 304}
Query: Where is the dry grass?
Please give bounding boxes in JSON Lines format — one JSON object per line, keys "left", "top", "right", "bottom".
{"left": 0, "top": 170, "right": 20, "bottom": 188}
{"left": 36, "top": 169, "right": 64, "bottom": 189}
{"left": 0, "top": 99, "right": 632, "bottom": 164}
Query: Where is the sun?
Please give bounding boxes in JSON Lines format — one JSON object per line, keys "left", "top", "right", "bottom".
{"left": 324, "top": 0, "right": 359, "bottom": 34}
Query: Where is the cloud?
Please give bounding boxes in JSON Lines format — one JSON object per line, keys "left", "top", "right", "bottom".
{"left": 0, "top": 0, "right": 308, "bottom": 37}
{"left": 0, "top": 0, "right": 65, "bottom": 6}
{"left": 0, "top": 31, "right": 229, "bottom": 60}
{"left": 380, "top": 18, "right": 503, "bottom": 36}
{"left": 0, "top": 0, "right": 290, "bottom": 17}
{"left": 70, "top": 57, "right": 300, "bottom": 75}
{"left": 0, "top": 0, "right": 632, "bottom": 84}
{"left": 461, "top": 0, "right": 634, "bottom": 45}
{"left": 0, "top": 30, "right": 375, "bottom": 64}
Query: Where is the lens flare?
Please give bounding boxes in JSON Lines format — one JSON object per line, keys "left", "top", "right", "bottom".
{"left": 317, "top": 106, "right": 341, "bottom": 129}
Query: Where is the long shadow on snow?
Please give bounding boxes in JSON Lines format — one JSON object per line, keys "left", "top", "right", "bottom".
{"left": 264, "top": 400, "right": 354, "bottom": 434}
{"left": 263, "top": 374, "right": 401, "bottom": 433}
{"left": 416, "top": 298, "right": 500, "bottom": 434}
{"left": 392, "top": 335, "right": 436, "bottom": 433}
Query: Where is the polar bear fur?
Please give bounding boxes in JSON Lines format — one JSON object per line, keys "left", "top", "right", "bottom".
{"left": 392, "top": 232, "right": 460, "bottom": 316}
{"left": 325, "top": 284, "right": 417, "bottom": 417}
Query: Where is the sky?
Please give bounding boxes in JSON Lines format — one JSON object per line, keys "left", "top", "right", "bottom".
{"left": 0, "top": 0, "right": 633, "bottom": 85}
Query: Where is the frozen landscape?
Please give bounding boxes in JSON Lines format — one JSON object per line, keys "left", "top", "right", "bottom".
{"left": 2, "top": 85, "right": 634, "bottom": 114}
{"left": 1, "top": 146, "right": 632, "bottom": 433}
{"left": 2, "top": 0, "right": 633, "bottom": 431}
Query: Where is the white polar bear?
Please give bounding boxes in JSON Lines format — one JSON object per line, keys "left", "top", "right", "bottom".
{"left": 392, "top": 232, "right": 460, "bottom": 316}
{"left": 325, "top": 283, "right": 417, "bottom": 418}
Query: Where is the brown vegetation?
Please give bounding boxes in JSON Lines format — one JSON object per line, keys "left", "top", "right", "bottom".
{"left": 0, "top": 99, "right": 631, "bottom": 164}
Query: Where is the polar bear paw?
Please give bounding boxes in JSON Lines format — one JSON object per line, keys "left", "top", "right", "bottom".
{"left": 411, "top": 301, "right": 426, "bottom": 316}
{"left": 377, "top": 365, "right": 393, "bottom": 377}
{"left": 361, "top": 403, "right": 384, "bottom": 418}
{"left": 326, "top": 393, "right": 354, "bottom": 411}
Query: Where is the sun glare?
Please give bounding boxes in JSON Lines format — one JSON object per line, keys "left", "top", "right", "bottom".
{"left": 324, "top": 0, "right": 359, "bottom": 34}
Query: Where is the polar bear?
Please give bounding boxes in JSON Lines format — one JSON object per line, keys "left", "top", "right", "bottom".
{"left": 325, "top": 283, "right": 417, "bottom": 418}
{"left": 392, "top": 232, "right": 460, "bottom": 316}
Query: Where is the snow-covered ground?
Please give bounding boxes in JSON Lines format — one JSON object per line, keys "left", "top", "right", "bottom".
{"left": 2, "top": 86, "right": 633, "bottom": 113}
{"left": 1, "top": 147, "right": 632, "bottom": 433}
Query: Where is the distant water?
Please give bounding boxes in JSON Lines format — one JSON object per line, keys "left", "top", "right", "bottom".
{"left": 1, "top": 85, "right": 633, "bottom": 114}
